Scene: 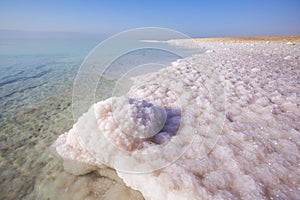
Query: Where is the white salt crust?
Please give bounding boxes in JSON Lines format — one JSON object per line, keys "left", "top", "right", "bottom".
{"left": 52, "top": 40, "right": 300, "bottom": 199}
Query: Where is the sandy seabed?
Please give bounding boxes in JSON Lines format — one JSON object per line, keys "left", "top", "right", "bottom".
{"left": 51, "top": 37, "right": 300, "bottom": 200}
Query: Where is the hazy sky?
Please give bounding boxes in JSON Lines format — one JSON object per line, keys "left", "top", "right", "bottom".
{"left": 1, "top": 0, "right": 300, "bottom": 37}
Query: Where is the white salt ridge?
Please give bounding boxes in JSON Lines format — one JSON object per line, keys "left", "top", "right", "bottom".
{"left": 52, "top": 40, "right": 300, "bottom": 199}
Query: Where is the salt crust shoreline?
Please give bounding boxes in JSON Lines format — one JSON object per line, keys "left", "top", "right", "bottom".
{"left": 52, "top": 38, "right": 300, "bottom": 199}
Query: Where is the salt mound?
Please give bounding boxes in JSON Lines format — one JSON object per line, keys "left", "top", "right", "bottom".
{"left": 52, "top": 94, "right": 183, "bottom": 174}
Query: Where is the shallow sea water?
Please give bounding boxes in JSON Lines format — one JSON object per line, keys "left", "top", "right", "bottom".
{"left": 0, "top": 53, "right": 84, "bottom": 199}
{"left": 0, "top": 38, "right": 200, "bottom": 199}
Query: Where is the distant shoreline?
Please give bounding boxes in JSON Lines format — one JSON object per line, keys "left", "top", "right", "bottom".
{"left": 174, "top": 36, "right": 300, "bottom": 42}
{"left": 141, "top": 36, "right": 300, "bottom": 44}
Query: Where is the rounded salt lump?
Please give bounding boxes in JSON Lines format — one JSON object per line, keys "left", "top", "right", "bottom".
{"left": 95, "top": 96, "right": 167, "bottom": 151}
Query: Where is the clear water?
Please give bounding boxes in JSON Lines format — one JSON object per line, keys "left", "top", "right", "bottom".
{"left": 0, "top": 38, "right": 93, "bottom": 199}
{"left": 0, "top": 37, "right": 201, "bottom": 199}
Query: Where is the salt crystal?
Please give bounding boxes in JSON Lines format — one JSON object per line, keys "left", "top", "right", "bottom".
{"left": 286, "top": 41, "right": 295, "bottom": 45}
{"left": 284, "top": 55, "right": 293, "bottom": 60}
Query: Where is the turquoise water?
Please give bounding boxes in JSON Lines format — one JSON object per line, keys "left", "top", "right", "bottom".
{"left": 0, "top": 37, "right": 200, "bottom": 199}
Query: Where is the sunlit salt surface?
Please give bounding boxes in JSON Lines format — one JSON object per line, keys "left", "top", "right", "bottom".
{"left": 52, "top": 40, "right": 300, "bottom": 199}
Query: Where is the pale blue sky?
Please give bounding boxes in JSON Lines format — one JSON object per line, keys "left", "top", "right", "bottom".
{"left": 0, "top": 0, "right": 300, "bottom": 37}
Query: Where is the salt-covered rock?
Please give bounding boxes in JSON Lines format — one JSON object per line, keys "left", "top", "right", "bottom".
{"left": 205, "top": 49, "right": 215, "bottom": 53}
{"left": 286, "top": 41, "right": 295, "bottom": 45}
{"left": 284, "top": 55, "right": 293, "bottom": 60}
{"left": 52, "top": 94, "right": 184, "bottom": 173}
{"left": 251, "top": 67, "right": 260, "bottom": 72}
